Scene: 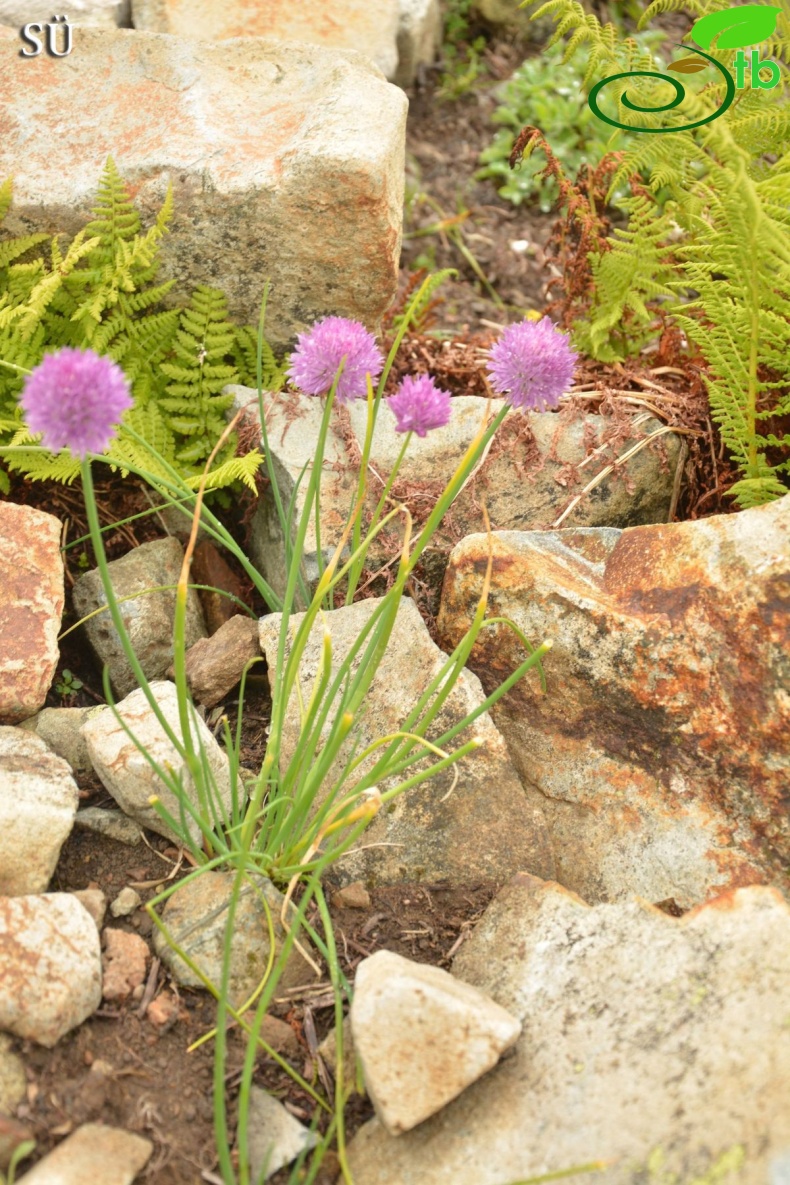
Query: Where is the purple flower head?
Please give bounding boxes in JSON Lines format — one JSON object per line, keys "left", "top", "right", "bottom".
{"left": 286, "top": 316, "right": 384, "bottom": 405}
{"left": 387, "top": 374, "right": 452, "bottom": 437}
{"left": 21, "top": 347, "right": 133, "bottom": 459}
{"left": 486, "top": 317, "right": 577, "bottom": 412}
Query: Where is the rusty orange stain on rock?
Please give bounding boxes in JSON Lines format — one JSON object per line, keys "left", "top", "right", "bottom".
{"left": 0, "top": 504, "right": 64, "bottom": 724}
{"left": 438, "top": 498, "right": 790, "bottom": 905}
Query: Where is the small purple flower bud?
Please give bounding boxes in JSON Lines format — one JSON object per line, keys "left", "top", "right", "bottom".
{"left": 486, "top": 317, "right": 577, "bottom": 411}
{"left": 387, "top": 374, "right": 452, "bottom": 437}
{"left": 286, "top": 316, "right": 384, "bottom": 405}
{"left": 21, "top": 347, "right": 133, "bottom": 459}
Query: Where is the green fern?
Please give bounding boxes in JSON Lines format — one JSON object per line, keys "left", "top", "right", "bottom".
{"left": 574, "top": 192, "right": 677, "bottom": 361}
{"left": 158, "top": 285, "right": 239, "bottom": 466}
{"left": 0, "top": 160, "right": 273, "bottom": 494}
{"left": 522, "top": 0, "right": 790, "bottom": 506}
{"left": 232, "top": 323, "right": 286, "bottom": 392}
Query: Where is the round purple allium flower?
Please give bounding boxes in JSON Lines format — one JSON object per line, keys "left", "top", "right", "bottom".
{"left": 21, "top": 347, "right": 133, "bottom": 458}
{"left": 387, "top": 374, "right": 452, "bottom": 437}
{"left": 286, "top": 316, "right": 384, "bottom": 405}
{"left": 486, "top": 317, "right": 577, "bottom": 411}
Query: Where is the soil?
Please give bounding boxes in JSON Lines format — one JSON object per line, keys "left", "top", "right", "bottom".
{"left": 13, "top": 810, "right": 498, "bottom": 1183}
{"left": 401, "top": 39, "right": 557, "bottom": 333}
{"left": 0, "top": 14, "right": 763, "bottom": 1184}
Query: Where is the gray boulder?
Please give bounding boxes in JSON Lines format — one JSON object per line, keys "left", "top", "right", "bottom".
{"left": 438, "top": 497, "right": 790, "bottom": 908}
{"left": 233, "top": 387, "right": 682, "bottom": 601}
{"left": 346, "top": 876, "right": 790, "bottom": 1184}
{"left": 72, "top": 536, "right": 206, "bottom": 699}
{"left": 258, "top": 595, "right": 555, "bottom": 886}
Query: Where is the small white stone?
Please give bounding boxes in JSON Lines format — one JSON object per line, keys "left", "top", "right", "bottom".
{"left": 0, "top": 1034, "right": 26, "bottom": 1114}
{"left": 110, "top": 887, "right": 142, "bottom": 918}
{"left": 246, "top": 1086, "right": 318, "bottom": 1181}
{"left": 0, "top": 728, "right": 79, "bottom": 896}
{"left": 350, "top": 950, "right": 521, "bottom": 1134}
{"left": 82, "top": 681, "right": 232, "bottom": 848}
{"left": 13, "top": 1123, "right": 152, "bottom": 1184}
{"left": 0, "top": 894, "right": 101, "bottom": 1047}
{"left": 71, "top": 888, "right": 107, "bottom": 929}
{"left": 72, "top": 806, "right": 144, "bottom": 847}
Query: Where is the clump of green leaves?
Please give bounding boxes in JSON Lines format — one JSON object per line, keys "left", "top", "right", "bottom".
{"left": 0, "top": 159, "right": 283, "bottom": 493}
{"left": 477, "top": 35, "right": 663, "bottom": 210}
{"left": 518, "top": 0, "right": 790, "bottom": 508}
{"left": 55, "top": 669, "right": 83, "bottom": 699}
{"left": 438, "top": 0, "right": 491, "bottom": 98}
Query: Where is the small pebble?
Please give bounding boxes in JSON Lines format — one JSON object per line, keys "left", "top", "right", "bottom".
{"left": 73, "top": 807, "right": 144, "bottom": 847}
{"left": 110, "top": 888, "right": 141, "bottom": 918}
{"left": 102, "top": 930, "right": 149, "bottom": 1002}
{"left": 147, "top": 991, "right": 179, "bottom": 1030}
{"left": 332, "top": 881, "right": 371, "bottom": 910}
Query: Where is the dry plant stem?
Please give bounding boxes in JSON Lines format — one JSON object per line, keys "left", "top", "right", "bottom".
{"left": 552, "top": 424, "right": 689, "bottom": 528}
{"left": 668, "top": 438, "right": 690, "bottom": 522}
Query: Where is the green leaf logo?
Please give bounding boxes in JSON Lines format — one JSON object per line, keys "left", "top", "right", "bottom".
{"left": 690, "top": 4, "right": 782, "bottom": 49}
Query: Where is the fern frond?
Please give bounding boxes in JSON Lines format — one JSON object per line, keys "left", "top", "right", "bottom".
{"left": 182, "top": 449, "right": 264, "bottom": 493}
{"left": 393, "top": 267, "right": 458, "bottom": 336}
{"left": 0, "top": 179, "right": 12, "bottom": 225}
{"left": 0, "top": 232, "right": 49, "bottom": 270}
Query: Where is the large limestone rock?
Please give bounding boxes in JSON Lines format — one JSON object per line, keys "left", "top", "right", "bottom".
{"left": 72, "top": 536, "right": 207, "bottom": 698}
{"left": 0, "top": 503, "right": 63, "bottom": 725}
{"left": 346, "top": 876, "right": 790, "bottom": 1184}
{"left": 0, "top": 894, "right": 102, "bottom": 1047}
{"left": 437, "top": 496, "right": 790, "bottom": 907}
{"left": 0, "top": 27, "right": 406, "bottom": 347}
{"left": 132, "top": 0, "right": 401, "bottom": 79}
{"left": 351, "top": 950, "right": 521, "bottom": 1134}
{"left": 258, "top": 595, "right": 555, "bottom": 886}
{"left": 131, "top": 0, "right": 439, "bottom": 87}
{"left": 81, "top": 681, "right": 233, "bottom": 847}
{"left": 0, "top": 727, "right": 79, "bottom": 896}
{"left": 395, "top": 0, "right": 442, "bottom": 87}
{"left": 0, "top": 0, "right": 128, "bottom": 27}
{"left": 233, "top": 387, "right": 681, "bottom": 601}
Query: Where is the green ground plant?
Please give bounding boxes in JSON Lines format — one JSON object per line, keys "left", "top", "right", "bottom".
{"left": 0, "top": 160, "right": 276, "bottom": 493}
{"left": 438, "top": 0, "right": 492, "bottom": 97}
{"left": 517, "top": 0, "right": 790, "bottom": 507}
{"left": 477, "top": 35, "right": 663, "bottom": 209}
